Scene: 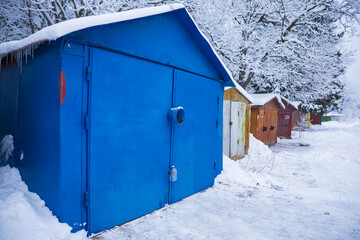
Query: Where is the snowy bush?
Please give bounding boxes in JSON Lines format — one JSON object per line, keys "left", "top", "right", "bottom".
{"left": 0, "top": 135, "right": 14, "bottom": 165}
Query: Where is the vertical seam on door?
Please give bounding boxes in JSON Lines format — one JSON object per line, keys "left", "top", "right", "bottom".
{"left": 168, "top": 68, "right": 176, "bottom": 204}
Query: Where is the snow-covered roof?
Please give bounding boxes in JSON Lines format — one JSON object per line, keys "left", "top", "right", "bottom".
{"left": 280, "top": 96, "right": 298, "bottom": 110}
{"left": 250, "top": 94, "right": 285, "bottom": 109}
{"left": 0, "top": 4, "right": 236, "bottom": 87}
{"left": 291, "top": 101, "right": 302, "bottom": 109}
{"left": 324, "top": 112, "right": 344, "bottom": 117}
{"left": 0, "top": 4, "right": 183, "bottom": 56}
{"left": 224, "top": 81, "right": 253, "bottom": 103}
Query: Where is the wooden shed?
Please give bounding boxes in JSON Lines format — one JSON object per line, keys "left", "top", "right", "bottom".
{"left": 277, "top": 97, "right": 298, "bottom": 139}
{"left": 223, "top": 82, "right": 253, "bottom": 159}
{"left": 290, "top": 101, "right": 302, "bottom": 129}
{"left": 0, "top": 4, "right": 235, "bottom": 235}
{"left": 250, "top": 94, "right": 285, "bottom": 146}
{"left": 310, "top": 113, "right": 322, "bottom": 125}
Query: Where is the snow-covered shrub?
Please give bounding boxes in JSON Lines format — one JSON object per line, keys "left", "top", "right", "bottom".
{"left": 0, "top": 135, "right": 14, "bottom": 165}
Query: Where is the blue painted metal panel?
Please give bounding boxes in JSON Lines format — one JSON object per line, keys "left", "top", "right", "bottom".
{"left": 88, "top": 48, "right": 172, "bottom": 233}
{"left": 15, "top": 41, "right": 63, "bottom": 217}
{"left": 170, "top": 70, "right": 222, "bottom": 203}
{"left": 59, "top": 43, "right": 86, "bottom": 231}
{"left": 0, "top": 64, "right": 19, "bottom": 166}
{"left": 215, "top": 86, "right": 224, "bottom": 175}
{"left": 67, "top": 11, "right": 224, "bottom": 83}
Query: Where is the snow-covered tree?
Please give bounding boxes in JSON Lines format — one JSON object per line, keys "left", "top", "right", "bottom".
{"left": 183, "top": 0, "right": 359, "bottom": 113}
{"left": 0, "top": 0, "right": 359, "bottom": 113}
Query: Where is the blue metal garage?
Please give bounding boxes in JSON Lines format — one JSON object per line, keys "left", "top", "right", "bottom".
{"left": 0, "top": 4, "right": 234, "bottom": 234}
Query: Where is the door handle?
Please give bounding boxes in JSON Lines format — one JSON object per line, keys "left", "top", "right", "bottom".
{"left": 168, "top": 107, "right": 185, "bottom": 124}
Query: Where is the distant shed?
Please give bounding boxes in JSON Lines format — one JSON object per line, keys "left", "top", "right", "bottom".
{"left": 277, "top": 97, "right": 298, "bottom": 139}
{"left": 250, "top": 94, "right": 285, "bottom": 146}
{"left": 223, "top": 82, "right": 253, "bottom": 159}
{"left": 310, "top": 113, "right": 322, "bottom": 125}
{"left": 0, "top": 4, "right": 235, "bottom": 235}
{"left": 290, "top": 101, "right": 302, "bottom": 128}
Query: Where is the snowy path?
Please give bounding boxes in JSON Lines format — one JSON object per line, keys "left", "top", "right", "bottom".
{"left": 96, "top": 121, "right": 360, "bottom": 240}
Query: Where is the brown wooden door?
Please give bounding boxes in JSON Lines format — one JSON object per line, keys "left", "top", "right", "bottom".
{"left": 270, "top": 110, "right": 278, "bottom": 144}
{"left": 264, "top": 109, "right": 270, "bottom": 145}
{"left": 258, "top": 108, "right": 265, "bottom": 142}
{"left": 278, "top": 111, "right": 291, "bottom": 139}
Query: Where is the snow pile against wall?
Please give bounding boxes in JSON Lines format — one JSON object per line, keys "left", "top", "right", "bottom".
{"left": 0, "top": 165, "right": 87, "bottom": 240}
{"left": 216, "top": 134, "right": 279, "bottom": 187}
{"left": 0, "top": 135, "right": 14, "bottom": 165}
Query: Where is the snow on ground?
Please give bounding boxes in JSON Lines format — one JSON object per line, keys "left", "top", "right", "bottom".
{"left": 0, "top": 136, "right": 87, "bottom": 240}
{"left": 96, "top": 121, "right": 360, "bottom": 240}
{"left": 0, "top": 121, "right": 359, "bottom": 240}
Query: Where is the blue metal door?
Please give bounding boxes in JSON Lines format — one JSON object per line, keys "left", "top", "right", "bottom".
{"left": 170, "top": 70, "right": 221, "bottom": 203}
{"left": 88, "top": 48, "right": 173, "bottom": 233}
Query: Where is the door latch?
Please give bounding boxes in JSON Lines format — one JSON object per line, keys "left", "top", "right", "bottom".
{"left": 169, "top": 166, "right": 177, "bottom": 182}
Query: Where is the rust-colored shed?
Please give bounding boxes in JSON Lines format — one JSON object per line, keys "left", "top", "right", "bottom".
{"left": 310, "top": 113, "right": 322, "bottom": 125}
{"left": 277, "top": 97, "right": 298, "bottom": 139}
{"left": 250, "top": 94, "right": 285, "bottom": 146}
{"left": 223, "top": 82, "right": 253, "bottom": 159}
{"left": 290, "top": 101, "right": 302, "bottom": 129}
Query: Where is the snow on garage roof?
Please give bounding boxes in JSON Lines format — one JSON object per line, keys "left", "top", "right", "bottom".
{"left": 224, "top": 81, "right": 253, "bottom": 103}
{"left": 250, "top": 94, "right": 285, "bottom": 109}
{"left": 0, "top": 4, "right": 236, "bottom": 86}
{"left": 0, "top": 4, "right": 183, "bottom": 56}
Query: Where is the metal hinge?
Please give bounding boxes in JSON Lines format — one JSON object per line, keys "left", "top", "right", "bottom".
{"left": 85, "top": 114, "right": 90, "bottom": 130}
{"left": 84, "top": 191, "right": 90, "bottom": 208}
{"left": 216, "top": 120, "right": 219, "bottom": 128}
{"left": 217, "top": 96, "right": 220, "bottom": 104}
{"left": 86, "top": 66, "right": 92, "bottom": 82}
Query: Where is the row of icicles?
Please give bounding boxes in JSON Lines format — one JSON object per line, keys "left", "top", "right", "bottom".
{"left": 0, "top": 42, "right": 43, "bottom": 73}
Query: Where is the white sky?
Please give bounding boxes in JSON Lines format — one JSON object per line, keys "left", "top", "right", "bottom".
{"left": 341, "top": 23, "right": 360, "bottom": 117}
{"left": 344, "top": 25, "right": 360, "bottom": 89}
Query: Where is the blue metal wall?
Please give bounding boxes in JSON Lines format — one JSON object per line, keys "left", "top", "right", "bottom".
{"left": 0, "top": 63, "right": 19, "bottom": 166}
{"left": 59, "top": 42, "right": 87, "bottom": 230}
{"left": 15, "top": 41, "right": 63, "bottom": 217}
{"left": 66, "top": 10, "right": 224, "bottom": 83}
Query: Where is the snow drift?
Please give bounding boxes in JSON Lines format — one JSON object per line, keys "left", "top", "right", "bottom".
{"left": 0, "top": 165, "right": 87, "bottom": 240}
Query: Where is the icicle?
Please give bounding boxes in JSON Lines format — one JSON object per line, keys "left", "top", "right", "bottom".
{"left": 16, "top": 51, "right": 19, "bottom": 71}
{"left": 16, "top": 50, "right": 23, "bottom": 74}
{"left": 20, "top": 50, "right": 23, "bottom": 73}
{"left": 25, "top": 48, "right": 28, "bottom": 64}
{"left": 31, "top": 45, "right": 34, "bottom": 59}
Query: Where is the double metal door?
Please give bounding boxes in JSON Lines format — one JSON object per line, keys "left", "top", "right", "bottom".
{"left": 86, "top": 48, "right": 220, "bottom": 233}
